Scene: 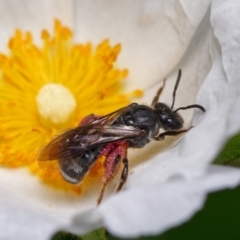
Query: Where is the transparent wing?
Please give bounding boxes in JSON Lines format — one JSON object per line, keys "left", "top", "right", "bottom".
{"left": 37, "top": 104, "right": 143, "bottom": 161}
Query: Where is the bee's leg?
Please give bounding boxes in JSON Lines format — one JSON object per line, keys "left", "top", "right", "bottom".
{"left": 151, "top": 79, "right": 166, "bottom": 107}
{"left": 154, "top": 127, "right": 193, "bottom": 141}
{"left": 115, "top": 157, "right": 128, "bottom": 192}
{"left": 97, "top": 154, "right": 122, "bottom": 205}
{"left": 97, "top": 179, "right": 110, "bottom": 205}
{"left": 97, "top": 142, "right": 128, "bottom": 205}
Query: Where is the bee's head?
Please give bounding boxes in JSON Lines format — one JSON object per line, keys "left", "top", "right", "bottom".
{"left": 152, "top": 70, "right": 205, "bottom": 131}
{"left": 154, "top": 103, "right": 183, "bottom": 131}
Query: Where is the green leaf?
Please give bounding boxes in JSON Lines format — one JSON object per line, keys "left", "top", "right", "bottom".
{"left": 51, "top": 229, "right": 107, "bottom": 240}
{"left": 51, "top": 231, "right": 81, "bottom": 240}
{"left": 213, "top": 133, "right": 240, "bottom": 165}
{"left": 80, "top": 228, "right": 106, "bottom": 240}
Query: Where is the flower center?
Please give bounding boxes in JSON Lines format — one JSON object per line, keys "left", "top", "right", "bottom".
{"left": 36, "top": 83, "right": 77, "bottom": 124}
{"left": 0, "top": 20, "right": 143, "bottom": 194}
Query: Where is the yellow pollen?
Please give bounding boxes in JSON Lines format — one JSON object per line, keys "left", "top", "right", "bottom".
{"left": 36, "top": 83, "right": 77, "bottom": 124}
{"left": 0, "top": 19, "right": 143, "bottom": 195}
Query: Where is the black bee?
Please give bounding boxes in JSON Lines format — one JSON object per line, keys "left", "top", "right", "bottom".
{"left": 37, "top": 69, "right": 205, "bottom": 204}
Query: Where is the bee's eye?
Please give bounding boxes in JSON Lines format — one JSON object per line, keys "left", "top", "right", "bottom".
{"left": 124, "top": 113, "right": 134, "bottom": 125}
{"left": 161, "top": 115, "right": 183, "bottom": 130}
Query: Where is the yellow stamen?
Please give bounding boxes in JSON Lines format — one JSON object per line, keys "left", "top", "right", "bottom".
{"left": 0, "top": 20, "right": 143, "bottom": 194}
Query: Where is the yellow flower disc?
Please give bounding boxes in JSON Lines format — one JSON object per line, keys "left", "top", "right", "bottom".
{"left": 36, "top": 83, "right": 77, "bottom": 124}
{"left": 0, "top": 20, "right": 143, "bottom": 194}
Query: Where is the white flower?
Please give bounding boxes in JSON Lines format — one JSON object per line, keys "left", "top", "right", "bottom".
{"left": 0, "top": 0, "right": 240, "bottom": 240}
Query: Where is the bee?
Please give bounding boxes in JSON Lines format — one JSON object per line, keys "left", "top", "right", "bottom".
{"left": 37, "top": 69, "right": 205, "bottom": 204}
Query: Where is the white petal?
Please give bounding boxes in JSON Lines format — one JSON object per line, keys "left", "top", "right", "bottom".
{"left": 0, "top": 201, "right": 60, "bottom": 240}
{"left": 210, "top": 0, "right": 240, "bottom": 136}
{"left": 69, "top": 165, "right": 240, "bottom": 237}
{"left": 73, "top": 0, "right": 211, "bottom": 90}
{"left": 0, "top": 0, "right": 73, "bottom": 51}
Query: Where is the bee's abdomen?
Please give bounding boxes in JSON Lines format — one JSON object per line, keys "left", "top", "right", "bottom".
{"left": 58, "top": 146, "right": 103, "bottom": 184}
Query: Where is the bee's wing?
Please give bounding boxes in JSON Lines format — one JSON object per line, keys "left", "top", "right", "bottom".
{"left": 37, "top": 126, "right": 95, "bottom": 161}
{"left": 37, "top": 104, "right": 143, "bottom": 161}
{"left": 89, "top": 103, "right": 136, "bottom": 125}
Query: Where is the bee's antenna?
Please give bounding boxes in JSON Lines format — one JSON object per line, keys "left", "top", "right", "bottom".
{"left": 171, "top": 69, "right": 181, "bottom": 109}
{"left": 174, "top": 104, "right": 206, "bottom": 113}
